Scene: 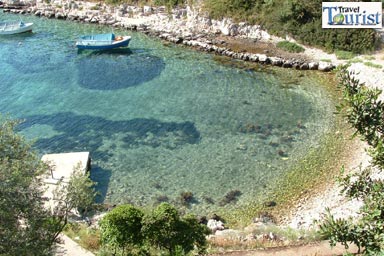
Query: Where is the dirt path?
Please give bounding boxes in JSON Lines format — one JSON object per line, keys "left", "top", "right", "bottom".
{"left": 55, "top": 234, "right": 95, "bottom": 256}
{"left": 210, "top": 241, "right": 359, "bottom": 256}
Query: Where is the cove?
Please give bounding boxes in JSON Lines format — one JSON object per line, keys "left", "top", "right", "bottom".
{"left": 0, "top": 12, "right": 336, "bottom": 215}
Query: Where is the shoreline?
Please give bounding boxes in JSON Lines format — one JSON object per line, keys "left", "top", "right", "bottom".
{"left": 1, "top": 1, "right": 336, "bottom": 72}
{"left": 2, "top": 0, "right": 384, "bottom": 239}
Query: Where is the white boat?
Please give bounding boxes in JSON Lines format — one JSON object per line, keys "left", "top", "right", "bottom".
{"left": 0, "top": 21, "right": 33, "bottom": 35}
{"left": 76, "top": 33, "right": 131, "bottom": 50}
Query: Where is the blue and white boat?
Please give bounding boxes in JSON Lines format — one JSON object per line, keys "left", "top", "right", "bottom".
{"left": 0, "top": 21, "right": 33, "bottom": 35}
{"left": 76, "top": 33, "right": 131, "bottom": 50}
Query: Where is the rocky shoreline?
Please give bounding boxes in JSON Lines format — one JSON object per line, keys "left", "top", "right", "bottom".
{"left": 1, "top": 0, "right": 335, "bottom": 72}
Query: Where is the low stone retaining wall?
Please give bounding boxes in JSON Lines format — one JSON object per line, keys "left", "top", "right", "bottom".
{"left": 1, "top": 1, "right": 335, "bottom": 72}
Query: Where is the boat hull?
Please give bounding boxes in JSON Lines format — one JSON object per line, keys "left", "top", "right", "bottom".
{"left": 0, "top": 22, "right": 33, "bottom": 35}
{"left": 76, "top": 36, "right": 131, "bottom": 50}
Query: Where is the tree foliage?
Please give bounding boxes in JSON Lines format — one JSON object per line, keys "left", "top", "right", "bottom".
{"left": 318, "top": 67, "right": 384, "bottom": 254}
{"left": 142, "top": 203, "right": 210, "bottom": 255}
{"left": 0, "top": 119, "right": 59, "bottom": 255}
{"left": 99, "top": 204, "right": 145, "bottom": 254}
{"left": 100, "top": 202, "right": 210, "bottom": 255}
{"left": 54, "top": 163, "right": 98, "bottom": 217}
{"left": 0, "top": 118, "right": 98, "bottom": 255}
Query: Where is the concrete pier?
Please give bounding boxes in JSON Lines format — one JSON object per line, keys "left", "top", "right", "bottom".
{"left": 41, "top": 152, "right": 91, "bottom": 184}
{"left": 41, "top": 152, "right": 91, "bottom": 210}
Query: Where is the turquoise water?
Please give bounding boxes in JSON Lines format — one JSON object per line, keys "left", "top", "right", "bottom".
{"left": 0, "top": 12, "right": 335, "bottom": 214}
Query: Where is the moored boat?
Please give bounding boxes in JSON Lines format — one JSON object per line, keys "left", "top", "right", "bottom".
{"left": 76, "top": 33, "right": 131, "bottom": 50}
{"left": 0, "top": 21, "right": 33, "bottom": 35}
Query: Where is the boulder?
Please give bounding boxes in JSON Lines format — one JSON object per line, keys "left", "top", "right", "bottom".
{"left": 308, "top": 62, "right": 319, "bottom": 70}
{"left": 318, "top": 61, "right": 334, "bottom": 72}
{"left": 207, "top": 219, "right": 225, "bottom": 233}
{"left": 270, "top": 57, "right": 283, "bottom": 66}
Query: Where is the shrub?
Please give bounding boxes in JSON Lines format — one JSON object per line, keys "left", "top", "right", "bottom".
{"left": 99, "top": 204, "right": 144, "bottom": 254}
{"left": 335, "top": 50, "right": 355, "bottom": 60}
{"left": 276, "top": 41, "right": 305, "bottom": 53}
{"left": 142, "top": 203, "right": 210, "bottom": 255}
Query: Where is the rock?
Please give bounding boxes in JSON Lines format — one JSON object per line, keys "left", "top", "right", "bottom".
{"left": 300, "top": 63, "right": 309, "bottom": 70}
{"left": 264, "top": 201, "right": 277, "bottom": 207}
{"left": 282, "top": 61, "right": 293, "bottom": 68}
{"left": 270, "top": 57, "right": 283, "bottom": 66}
{"left": 143, "top": 5, "right": 152, "bottom": 15}
{"left": 308, "top": 62, "right": 319, "bottom": 70}
{"left": 257, "top": 54, "right": 270, "bottom": 63}
{"left": 318, "top": 61, "right": 334, "bottom": 72}
{"left": 55, "top": 11, "right": 65, "bottom": 19}
{"left": 207, "top": 219, "right": 225, "bottom": 233}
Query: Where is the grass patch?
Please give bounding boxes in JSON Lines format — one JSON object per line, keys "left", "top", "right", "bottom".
{"left": 64, "top": 222, "right": 101, "bottom": 253}
{"left": 320, "top": 59, "right": 332, "bottom": 63}
{"left": 335, "top": 50, "right": 355, "bottom": 60}
{"left": 364, "top": 62, "right": 383, "bottom": 69}
{"left": 363, "top": 55, "right": 375, "bottom": 60}
{"left": 276, "top": 41, "right": 305, "bottom": 53}
{"left": 347, "top": 58, "right": 363, "bottom": 64}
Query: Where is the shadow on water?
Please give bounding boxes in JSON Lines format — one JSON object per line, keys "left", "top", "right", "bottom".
{"left": 18, "top": 112, "right": 200, "bottom": 154}
{"left": 18, "top": 112, "right": 200, "bottom": 201}
{"left": 90, "top": 164, "right": 111, "bottom": 203}
{"left": 76, "top": 49, "right": 166, "bottom": 90}
{"left": 77, "top": 47, "right": 133, "bottom": 56}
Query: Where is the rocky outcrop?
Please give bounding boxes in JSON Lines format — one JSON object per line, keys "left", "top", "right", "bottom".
{"left": 1, "top": 0, "right": 335, "bottom": 72}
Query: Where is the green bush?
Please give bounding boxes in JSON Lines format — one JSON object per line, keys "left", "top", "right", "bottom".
{"left": 142, "top": 203, "right": 210, "bottom": 255}
{"left": 99, "top": 204, "right": 144, "bottom": 254}
{"left": 99, "top": 203, "right": 209, "bottom": 255}
{"left": 335, "top": 50, "right": 355, "bottom": 60}
{"left": 276, "top": 41, "right": 305, "bottom": 53}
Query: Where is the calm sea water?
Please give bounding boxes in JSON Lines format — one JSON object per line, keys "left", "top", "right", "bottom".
{"left": 0, "top": 12, "right": 335, "bottom": 214}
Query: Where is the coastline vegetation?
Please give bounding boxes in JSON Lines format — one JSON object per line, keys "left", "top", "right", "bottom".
{"left": 97, "top": 0, "right": 379, "bottom": 54}
{"left": 318, "top": 67, "right": 384, "bottom": 255}
{"left": 203, "top": 0, "right": 378, "bottom": 53}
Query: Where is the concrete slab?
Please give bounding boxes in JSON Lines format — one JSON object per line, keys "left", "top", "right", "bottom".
{"left": 41, "top": 152, "right": 91, "bottom": 183}
{"left": 41, "top": 152, "right": 91, "bottom": 211}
